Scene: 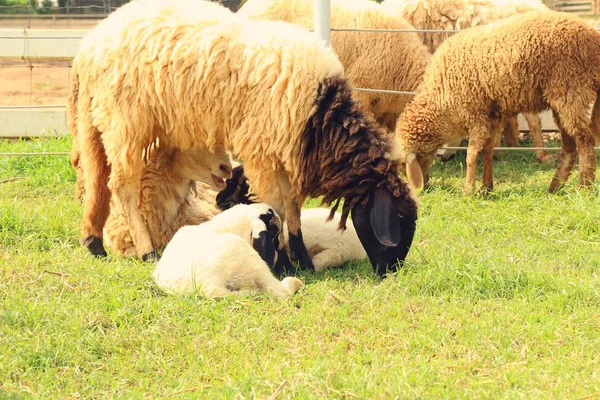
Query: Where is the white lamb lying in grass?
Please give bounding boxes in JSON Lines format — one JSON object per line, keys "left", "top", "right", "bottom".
{"left": 153, "top": 203, "right": 304, "bottom": 299}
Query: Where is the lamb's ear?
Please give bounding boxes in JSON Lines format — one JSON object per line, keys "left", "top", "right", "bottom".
{"left": 370, "top": 188, "right": 402, "bottom": 247}
{"left": 406, "top": 153, "right": 424, "bottom": 192}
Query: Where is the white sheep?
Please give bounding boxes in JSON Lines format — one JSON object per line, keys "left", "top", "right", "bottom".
{"left": 72, "top": 0, "right": 419, "bottom": 277}
{"left": 396, "top": 11, "right": 600, "bottom": 194}
{"left": 239, "top": 0, "right": 430, "bottom": 132}
{"left": 383, "top": 0, "right": 551, "bottom": 163}
{"left": 153, "top": 203, "right": 304, "bottom": 299}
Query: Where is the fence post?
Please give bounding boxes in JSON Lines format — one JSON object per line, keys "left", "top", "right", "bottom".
{"left": 314, "top": 0, "right": 331, "bottom": 47}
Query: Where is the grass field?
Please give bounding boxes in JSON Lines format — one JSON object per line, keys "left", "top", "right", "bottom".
{"left": 1, "top": 136, "right": 600, "bottom": 399}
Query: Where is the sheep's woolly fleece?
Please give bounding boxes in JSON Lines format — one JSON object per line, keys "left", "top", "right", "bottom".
{"left": 383, "top": 0, "right": 547, "bottom": 53}
{"left": 239, "top": 0, "right": 431, "bottom": 131}
{"left": 153, "top": 204, "right": 304, "bottom": 299}
{"left": 396, "top": 10, "right": 600, "bottom": 191}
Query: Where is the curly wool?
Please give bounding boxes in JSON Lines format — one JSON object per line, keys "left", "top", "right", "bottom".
{"left": 103, "top": 148, "right": 221, "bottom": 257}
{"left": 383, "top": 0, "right": 547, "bottom": 53}
{"left": 239, "top": 0, "right": 430, "bottom": 130}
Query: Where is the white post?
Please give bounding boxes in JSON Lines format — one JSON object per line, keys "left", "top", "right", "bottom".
{"left": 314, "top": 0, "right": 331, "bottom": 47}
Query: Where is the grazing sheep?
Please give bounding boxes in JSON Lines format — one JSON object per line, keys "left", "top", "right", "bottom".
{"left": 239, "top": 0, "right": 431, "bottom": 131}
{"left": 104, "top": 145, "right": 222, "bottom": 257}
{"left": 73, "top": 0, "right": 418, "bottom": 276}
{"left": 396, "top": 11, "right": 600, "bottom": 194}
{"left": 154, "top": 203, "right": 304, "bottom": 299}
{"left": 217, "top": 165, "right": 367, "bottom": 271}
{"left": 383, "top": 0, "right": 551, "bottom": 163}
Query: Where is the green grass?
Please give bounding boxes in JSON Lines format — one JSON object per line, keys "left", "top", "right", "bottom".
{"left": 1, "top": 137, "right": 600, "bottom": 399}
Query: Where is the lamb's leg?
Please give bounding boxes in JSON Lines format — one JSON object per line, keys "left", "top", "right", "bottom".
{"left": 523, "top": 113, "right": 551, "bottom": 163}
{"left": 79, "top": 121, "right": 111, "bottom": 257}
{"left": 548, "top": 111, "right": 578, "bottom": 193}
{"left": 276, "top": 171, "right": 315, "bottom": 272}
{"left": 110, "top": 163, "right": 156, "bottom": 261}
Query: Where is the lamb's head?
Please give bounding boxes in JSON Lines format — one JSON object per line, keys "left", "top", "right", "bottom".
{"left": 167, "top": 147, "right": 233, "bottom": 191}
{"left": 216, "top": 165, "right": 253, "bottom": 210}
{"left": 212, "top": 203, "right": 282, "bottom": 270}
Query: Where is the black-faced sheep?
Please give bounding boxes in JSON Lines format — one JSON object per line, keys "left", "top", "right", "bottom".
{"left": 153, "top": 203, "right": 304, "bottom": 299}
{"left": 396, "top": 11, "right": 600, "bottom": 194}
{"left": 72, "top": 0, "right": 418, "bottom": 276}
{"left": 383, "top": 0, "right": 551, "bottom": 163}
{"left": 238, "top": 0, "right": 431, "bottom": 132}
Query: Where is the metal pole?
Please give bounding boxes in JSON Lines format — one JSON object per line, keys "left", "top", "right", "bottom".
{"left": 314, "top": 0, "right": 331, "bottom": 47}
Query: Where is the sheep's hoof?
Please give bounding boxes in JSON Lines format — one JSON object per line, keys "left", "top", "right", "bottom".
{"left": 274, "top": 249, "right": 297, "bottom": 277}
{"left": 536, "top": 153, "right": 556, "bottom": 164}
{"left": 142, "top": 250, "right": 159, "bottom": 263}
{"left": 82, "top": 235, "right": 107, "bottom": 258}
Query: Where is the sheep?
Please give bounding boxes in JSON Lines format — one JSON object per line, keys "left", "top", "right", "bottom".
{"left": 238, "top": 0, "right": 431, "bottom": 132}
{"left": 383, "top": 0, "right": 551, "bottom": 163}
{"left": 216, "top": 165, "right": 367, "bottom": 271}
{"left": 153, "top": 203, "right": 304, "bottom": 299}
{"left": 396, "top": 11, "right": 600, "bottom": 195}
{"left": 73, "top": 0, "right": 419, "bottom": 277}
{"left": 103, "top": 145, "right": 223, "bottom": 257}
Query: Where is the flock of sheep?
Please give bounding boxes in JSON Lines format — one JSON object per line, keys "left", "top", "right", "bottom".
{"left": 68, "top": 0, "right": 600, "bottom": 299}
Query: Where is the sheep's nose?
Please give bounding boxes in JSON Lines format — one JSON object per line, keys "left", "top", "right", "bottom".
{"left": 219, "top": 163, "right": 232, "bottom": 177}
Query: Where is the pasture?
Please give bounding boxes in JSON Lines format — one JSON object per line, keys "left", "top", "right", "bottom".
{"left": 1, "top": 136, "right": 599, "bottom": 398}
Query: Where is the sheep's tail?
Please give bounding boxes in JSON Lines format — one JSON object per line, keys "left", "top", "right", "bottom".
{"left": 591, "top": 89, "right": 600, "bottom": 144}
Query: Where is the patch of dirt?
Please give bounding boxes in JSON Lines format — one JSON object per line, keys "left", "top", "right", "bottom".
{"left": 0, "top": 60, "right": 71, "bottom": 106}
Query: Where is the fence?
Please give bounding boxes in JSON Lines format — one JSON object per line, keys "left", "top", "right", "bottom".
{"left": 0, "top": 0, "right": 597, "bottom": 140}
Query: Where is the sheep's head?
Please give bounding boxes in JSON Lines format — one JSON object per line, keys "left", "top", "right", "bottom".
{"left": 350, "top": 171, "right": 418, "bottom": 277}
{"left": 216, "top": 165, "right": 253, "bottom": 210}
{"left": 168, "top": 147, "right": 233, "bottom": 191}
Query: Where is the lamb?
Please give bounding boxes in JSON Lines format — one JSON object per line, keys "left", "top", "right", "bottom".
{"left": 103, "top": 145, "right": 223, "bottom": 257}
{"left": 153, "top": 203, "right": 304, "bottom": 299}
{"left": 383, "top": 0, "right": 551, "bottom": 163}
{"left": 72, "top": 0, "right": 418, "bottom": 277}
{"left": 238, "top": 0, "right": 431, "bottom": 131}
{"left": 396, "top": 11, "right": 600, "bottom": 194}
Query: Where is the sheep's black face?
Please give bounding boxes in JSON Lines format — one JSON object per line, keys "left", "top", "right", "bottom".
{"left": 351, "top": 188, "right": 417, "bottom": 277}
{"left": 216, "top": 165, "right": 253, "bottom": 211}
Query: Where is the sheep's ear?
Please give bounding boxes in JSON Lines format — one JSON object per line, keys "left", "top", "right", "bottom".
{"left": 252, "top": 230, "right": 277, "bottom": 269}
{"left": 406, "top": 153, "right": 424, "bottom": 192}
{"left": 370, "top": 188, "right": 402, "bottom": 247}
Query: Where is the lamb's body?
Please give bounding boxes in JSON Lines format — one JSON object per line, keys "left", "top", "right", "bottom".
{"left": 154, "top": 204, "right": 304, "bottom": 298}
{"left": 104, "top": 146, "right": 221, "bottom": 256}
{"left": 239, "top": 0, "right": 430, "bottom": 131}
{"left": 383, "top": 0, "right": 550, "bottom": 162}
{"left": 397, "top": 11, "right": 600, "bottom": 193}
{"left": 74, "top": 0, "right": 419, "bottom": 276}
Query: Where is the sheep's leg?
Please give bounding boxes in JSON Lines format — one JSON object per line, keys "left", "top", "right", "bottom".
{"left": 276, "top": 171, "right": 315, "bottom": 272}
{"left": 503, "top": 116, "right": 520, "bottom": 147}
{"left": 79, "top": 122, "right": 111, "bottom": 257}
{"left": 548, "top": 111, "right": 578, "bottom": 192}
{"left": 110, "top": 163, "right": 156, "bottom": 261}
{"left": 481, "top": 138, "right": 496, "bottom": 193}
{"left": 574, "top": 130, "right": 596, "bottom": 188}
{"left": 464, "top": 126, "right": 488, "bottom": 195}
{"left": 523, "top": 113, "right": 551, "bottom": 163}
